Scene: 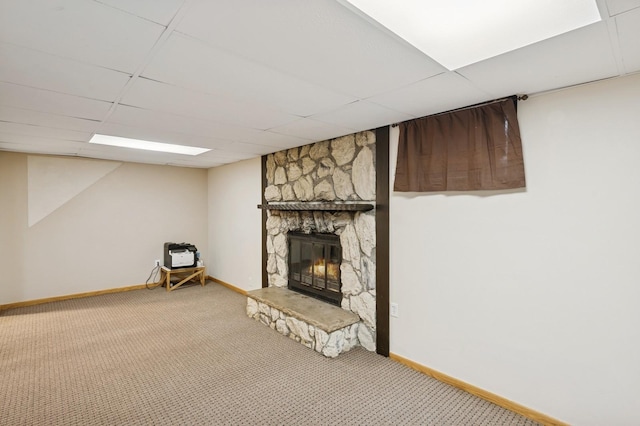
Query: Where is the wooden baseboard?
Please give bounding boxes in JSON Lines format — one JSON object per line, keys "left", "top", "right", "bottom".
{"left": 389, "top": 353, "right": 568, "bottom": 426}
{"left": 2, "top": 277, "right": 247, "bottom": 311}
{"left": 0, "top": 284, "right": 149, "bottom": 311}
{"left": 207, "top": 276, "right": 248, "bottom": 295}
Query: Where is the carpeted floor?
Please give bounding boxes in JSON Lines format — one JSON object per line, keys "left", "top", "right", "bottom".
{"left": 0, "top": 282, "right": 539, "bottom": 425}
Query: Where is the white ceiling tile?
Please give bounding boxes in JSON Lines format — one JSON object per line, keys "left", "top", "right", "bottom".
{"left": 142, "top": 33, "right": 357, "bottom": 117}
{"left": 268, "top": 118, "right": 357, "bottom": 142}
{"left": 0, "top": 82, "right": 112, "bottom": 120}
{"left": 247, "top": 131, "right": 312, "bottom": 149}
{"left": 457, "top": 22, "right": 619, "bottom": 98}
{"left": 199, "top": 149, "right": 256, "bottom": 162}
{"left": 0, "top": 122, "right": 90, "bottom": 142}
{"left": 0, "top": 141, "right": 80, "bottom": 156}
{"left": 0, "top": 131, "right": 85, "bottom": 151}
{"left": 108, "top": 105, "right": 311, "bottom": 149}
{"left": 311, "top": 101, "right": 413, "bottom": 131}
{"left": 94, "top": 0, "right": 184, "bottom": 26}
{"left": 109, "top": 105, "right": 219, "bottom": 136}
{"left": 177, "top": 0, "right": 445, "bottom": 99}
{"left": 0, "top": 141, "right": 36, "bottom": 153}
{"left": 616, "top": 8, "right": 640, "bottom": 73}
{"left": 0, "top": 106, "right": 100, "bottom": 133}
{"left": 121, "top": 78, "right": 299, "bottom": 130}
{"left": 76, "top": 154, "right": 169, "bottom": 166}
{"left": 606, "top": 0, "right": 640, "bottom": 15}
{"left": 0, "top": 43, "right": 131, "bottom": 101}
{"left": 221, "top": 142, "right": 283, "bottom": 156}
{"left": 165, "top": 160, "right": 221, "bottom": 168}
{"left": 367, "top": 73, "right": 492, "bottom": 118}
{"left": 0, "top": 0, "right": 164, "bottom": 72}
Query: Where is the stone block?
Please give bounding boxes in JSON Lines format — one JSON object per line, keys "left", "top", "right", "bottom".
{"left": 266, "top": 215, "right": 282, "bottom": 235}
{"left": 274, "top": 151, "right": 287, "bottom": 166}
{"left": 333, "top": 167, "right": 354, "bottom": 200}
{"left": 264, "top": 185, "right": 282, "bottom": 202}
{"left": 281, "top": 184, "right": 296, "bottom": 201}
{"left": 340, "top": 224, "right": 361, "bottom": 267}
{"left": 355, "top": 130, "right": 375, "bottom": 147}
{"left": 331, "top": 135, "right": 356, "bottom": 166}
{"left": 301, "top": 156, "right": 316, "bottom": 175}
{"left": 350, "top": 292, "right": 376, "bottom": 329}
{"left": 266, "top": 253, "right": 277, "bottom": 273}
{"left": 274, "top": 167, "right": 287, "bottom": 185}
{"left": 273, "top": 233, "right": 287, "bottom": 257}
{"left": 355, "top": 212, "right": 376, "bottom": 256}
{"left": 287, "top": 163, "right": 302, "bottom": 181}
{"left": 309, "top": 140, "right": 330, "bottom": 160}
{"left": 317, "top": 157, "right": 335, "bottom": 178}
{"left": 293, "top": 175, "right": 314, "bottom": 201}
{"left": 275, "top": 319, "right": 289, "bottom": 336}
{"left": 286, "top": 316, "right": 311, "bottom": 342}
{"left": 340, "top": 263, "right": 362, "bottom": 295}
{"left": 246, "top": 298, "right": 258, "bottom": 317}
{"left": 287, "top": 147, "right": 299, "bottom": 162}
{"left": 314, "top": 179, "right": 335, "bottom": 201}
{"left": 352, "top": 146, "right": 375, "bottom": 200}
{"left": 266, "top": 154, "right": 276, "bottom": 184}
{"left": 358, "top": 323, "right": 376, "bottom": 351}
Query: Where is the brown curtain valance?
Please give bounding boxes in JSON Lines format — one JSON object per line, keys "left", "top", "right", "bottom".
{"left": 394, "top": 98, "right": 526, "bottom": 192}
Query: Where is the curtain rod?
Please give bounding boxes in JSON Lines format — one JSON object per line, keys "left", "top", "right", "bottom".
{"left": 391, "top": 94, "right": 528, "bottom": 127}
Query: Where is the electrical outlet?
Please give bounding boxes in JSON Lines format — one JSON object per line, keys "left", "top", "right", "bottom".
{"left": 154, "top": 259, "right": 161, "bottom": 267}
{"left": 390, "top": 302, "right": 399, "bottom": 318}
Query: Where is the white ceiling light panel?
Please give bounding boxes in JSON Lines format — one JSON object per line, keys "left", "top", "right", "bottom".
{"left": 341, "top": 0, "right": 601, "bottom": 70}
{"left": 89, "top": 134, "right": 210, "bottom": 156}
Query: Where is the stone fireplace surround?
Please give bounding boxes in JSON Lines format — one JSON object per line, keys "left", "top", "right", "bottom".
{"left": 247, "top": 130, "right": 378, "bottom": 357}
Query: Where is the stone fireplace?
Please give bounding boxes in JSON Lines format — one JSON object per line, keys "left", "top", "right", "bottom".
{"left": 248, "top": 130, "right": 379, "bottom": 356}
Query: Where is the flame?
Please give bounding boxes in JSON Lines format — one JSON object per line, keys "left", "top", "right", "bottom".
{"left": 307, "top": 258, "right": 339, "bottom": 281}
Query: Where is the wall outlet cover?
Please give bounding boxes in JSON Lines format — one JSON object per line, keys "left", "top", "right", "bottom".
{"left": 390, "top": 302, "right": 399, "bottom": 318}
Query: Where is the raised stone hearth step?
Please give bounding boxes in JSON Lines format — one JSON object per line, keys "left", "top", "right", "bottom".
{"left": 246, "top": 287, "right": 360, "bottom": 358}
{"left": 247, "top": 288, "right": 359, "bottom": 331}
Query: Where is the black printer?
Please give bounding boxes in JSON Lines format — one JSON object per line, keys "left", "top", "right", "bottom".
{"left": 163, "top": 242, "right": 198, "bottom": 269}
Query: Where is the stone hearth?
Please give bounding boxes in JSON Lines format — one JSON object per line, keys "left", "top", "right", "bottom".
{"left": 246, "top": 287, "right": 360, "bottom": 357}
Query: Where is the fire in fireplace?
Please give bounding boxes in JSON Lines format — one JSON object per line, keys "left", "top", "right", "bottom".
{"left": 288, "top": 232, "right": 342, "bottom": 306}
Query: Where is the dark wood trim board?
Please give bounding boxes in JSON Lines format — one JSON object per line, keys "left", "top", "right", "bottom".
{"left": 375, "top": 126, "right": 390, "bottom": 356}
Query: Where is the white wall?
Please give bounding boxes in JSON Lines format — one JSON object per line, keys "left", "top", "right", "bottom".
{"left": 389, "top": 73, "right": 640, "bottom": 425}
{"left": 0, "top": 153, "right": 208, "bottom": 304}
{"left": 207, "top": 157, "right": 262, "bottom": 291}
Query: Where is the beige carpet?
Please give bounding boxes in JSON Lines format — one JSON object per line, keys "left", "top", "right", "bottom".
{"left": 0, "top": 282, "right": 539, "bottom": 425}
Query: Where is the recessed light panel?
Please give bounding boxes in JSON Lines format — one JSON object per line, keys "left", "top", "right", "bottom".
{"left": 89, "top": 134, "right": 210, "bottom": 156}
{"left": 341, "top": 0, "right": 601, "bottom": 70}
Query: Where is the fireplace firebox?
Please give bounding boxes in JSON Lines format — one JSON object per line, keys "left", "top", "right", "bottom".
{"left": 288, "top": 232, "right": 342, "bottom": 306}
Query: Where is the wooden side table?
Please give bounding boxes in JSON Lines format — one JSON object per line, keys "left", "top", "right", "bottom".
{"left": 159, "top": 266, "right": 206, "bottom": 292}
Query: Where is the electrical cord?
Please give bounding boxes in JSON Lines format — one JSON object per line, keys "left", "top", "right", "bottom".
{"left": 145, "top": 264, "right": 162, "bottom": 290}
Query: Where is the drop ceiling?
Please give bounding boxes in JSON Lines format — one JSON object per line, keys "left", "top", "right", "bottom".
{"left": 1, "top": 0, "right": 639, "bottom": 168}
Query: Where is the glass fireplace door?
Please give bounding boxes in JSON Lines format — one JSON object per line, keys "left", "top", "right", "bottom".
{"left": 288, "top": 233, "right": 342, "bottom": 306}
